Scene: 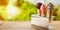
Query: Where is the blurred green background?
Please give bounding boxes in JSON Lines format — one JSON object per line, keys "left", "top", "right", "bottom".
{"left": 0, "top": 0, "right": 37, "bottom": 21}
{"left": 52, "top": 5, "right": 60, "bottom": 21}
{"left": 0, "top": 0, "right": 60, "bottom": 21}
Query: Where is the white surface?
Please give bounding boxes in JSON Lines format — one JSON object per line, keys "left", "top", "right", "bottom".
{"left": 31, "top": 14, "right": 49, "bottom": 28}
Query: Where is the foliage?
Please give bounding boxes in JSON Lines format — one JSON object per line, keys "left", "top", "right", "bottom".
{"left": 13, "top": 1, "right": 37, "bottom": 20}
{"left": 53, "top": 5, "right": 60, "bottom": 21}
{"left": 0, "top": 1, "right": 37, "bottom": 21}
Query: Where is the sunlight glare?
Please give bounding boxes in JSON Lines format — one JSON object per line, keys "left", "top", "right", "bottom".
{"left": 6, "top": 0, "right": 20, "bottom": 19}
